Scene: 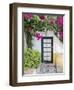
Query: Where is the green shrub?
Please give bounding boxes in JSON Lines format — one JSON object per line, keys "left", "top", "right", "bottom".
{"left": 24, "top": 48, "right": 41, "bottom": 70}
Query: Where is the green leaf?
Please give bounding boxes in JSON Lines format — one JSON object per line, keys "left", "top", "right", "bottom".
{"left": 24, "top": 48, "right": 41, "bottom": 70}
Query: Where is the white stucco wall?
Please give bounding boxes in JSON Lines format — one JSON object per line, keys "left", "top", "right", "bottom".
{"left": 32, "top": 31, "right": 63, "bottom": 53}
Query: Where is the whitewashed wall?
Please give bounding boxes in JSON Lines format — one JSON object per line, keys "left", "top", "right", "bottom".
{"left": 32, "top": 31, "right": 63, "bottom": 53}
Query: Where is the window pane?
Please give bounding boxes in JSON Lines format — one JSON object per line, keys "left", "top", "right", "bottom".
{"left": 43, "top": 48, "right": 51, "bottom": 52}
{"left": 43, "top": 44, "right": 51, "bottom": 47}
{"left": 44, "top": 57, "right": 51, "bottom": 61}
{"left": 43, "top": 39, "right": 51, "bottom": 43}
{"left": 44, "top": 53, "right": 51, "bottom": 56}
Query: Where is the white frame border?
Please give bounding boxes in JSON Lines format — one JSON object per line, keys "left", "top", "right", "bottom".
{"left": 17, "top": 7, "right": 70, "bottom": 83}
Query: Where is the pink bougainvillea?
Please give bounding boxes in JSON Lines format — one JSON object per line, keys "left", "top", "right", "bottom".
{"left": 24, "top": 13, "right": 33, "bottom": 20}
{"left": 23, "top": 13, "right": 64, "bottom": 42}
{"left": 49, "top": 17, "right": 55, "bottom": 25}
{"left": 35, "top": 33, "right": 43, "bottom": 40}
{"left": 39, "top": 15, "right": 45, "bottom": 20}
{"left": 56, "top": 16, "right": 63, "bottom": 27}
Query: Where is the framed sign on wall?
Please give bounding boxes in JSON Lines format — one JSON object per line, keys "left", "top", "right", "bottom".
{"left": 9, "top": 3, "right": 72, "bottom": 86}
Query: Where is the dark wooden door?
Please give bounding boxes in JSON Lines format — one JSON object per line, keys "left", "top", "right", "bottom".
{"left": 41, "top": 37, "right": 53, "bottom": 63}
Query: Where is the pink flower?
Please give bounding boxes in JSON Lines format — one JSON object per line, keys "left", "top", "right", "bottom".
{"left": 24, "top": 14, "right": 33, "bottom": 20}
{"left": 39, "top": 15, "right": 45, "bottom": 20}
{"left": 49, "top": 18, "right": 55, "bottom": 25}
{"left": 56, "top": 16, "right": 63, "bottom": 27}
{"left": 35, "top": 33, "right": 43, "bottom": 40}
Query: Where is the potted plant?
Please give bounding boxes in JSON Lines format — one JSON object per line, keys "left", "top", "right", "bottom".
{"left": 24, "top": 48, "right": 41, "bottom": 74}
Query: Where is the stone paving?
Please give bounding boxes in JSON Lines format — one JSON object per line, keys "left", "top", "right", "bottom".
{"left": 36, "top": 63, "right": 63, "bottom": 74}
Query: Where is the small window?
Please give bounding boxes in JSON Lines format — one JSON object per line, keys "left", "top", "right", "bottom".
{"left": 41, "top": 37, "right": 53, "bottom": 63}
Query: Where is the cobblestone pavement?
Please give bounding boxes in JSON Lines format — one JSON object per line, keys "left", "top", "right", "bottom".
{"left": 36, "top": 63, "right": 63, "bottom": 74}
